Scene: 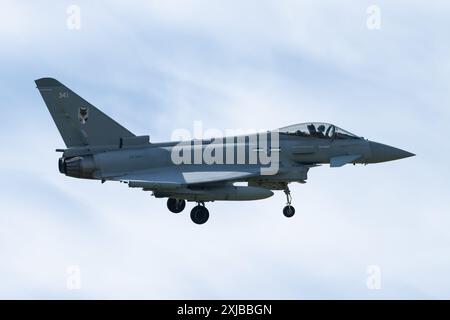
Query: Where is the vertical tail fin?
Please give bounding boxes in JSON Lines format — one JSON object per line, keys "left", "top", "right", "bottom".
{"left": 35, "top": 77, "right": 135, "bottom": 147}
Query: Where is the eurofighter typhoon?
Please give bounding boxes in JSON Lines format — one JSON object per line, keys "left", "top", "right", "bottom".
{"left": 36, "top": 78, "right": 415, "bottom": 224}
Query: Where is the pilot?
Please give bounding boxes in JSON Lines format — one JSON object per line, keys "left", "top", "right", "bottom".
{"left": 307, "top": 124, "right": 316, "bottom": 136}
{"left": 317, "top": 124, "right": 325, "bottom": 138}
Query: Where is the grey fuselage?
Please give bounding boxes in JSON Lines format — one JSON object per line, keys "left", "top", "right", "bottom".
{"left": 57, "top": 130, "right": 400, "bottom": 201}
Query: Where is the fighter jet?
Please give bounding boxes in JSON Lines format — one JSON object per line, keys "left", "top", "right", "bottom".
{"left": 36, "top": 78, "right": 415, "bottom": 224}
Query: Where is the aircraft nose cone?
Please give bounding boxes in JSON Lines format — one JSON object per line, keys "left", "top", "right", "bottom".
{"left": 368, "top": 141, "right": 415, "bottom": 163}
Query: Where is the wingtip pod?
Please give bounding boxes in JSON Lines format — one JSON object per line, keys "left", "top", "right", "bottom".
{"left": 35, "top": 77, "right": 63, "bottom": 88}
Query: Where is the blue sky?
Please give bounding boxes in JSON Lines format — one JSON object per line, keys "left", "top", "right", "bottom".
{"left": 0, "top": 0, "right": 449, "bottom": 299}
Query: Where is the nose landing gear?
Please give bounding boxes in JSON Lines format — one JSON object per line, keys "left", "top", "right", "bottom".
{"left": 283, "top": 187, "right": 295, "bottom": 218}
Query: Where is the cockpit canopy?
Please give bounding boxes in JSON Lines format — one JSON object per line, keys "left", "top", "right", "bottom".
{"left": 278, "top": 122, "right": 361, "bottom": 140}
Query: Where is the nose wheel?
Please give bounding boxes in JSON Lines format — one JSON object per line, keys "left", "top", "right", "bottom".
{"left": 283, "top": 187, "right": 295, "bottom": 218}
{"left": 167, "top": 198, "right": 186, "bottom": 213}
{"left": 190, "top": 203, "right": 209, "bottom": 225}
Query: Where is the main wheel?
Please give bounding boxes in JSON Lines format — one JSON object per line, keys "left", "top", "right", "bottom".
{"left": 167, "top": 198, "right": 186, "bottom": 213}
{"left": 283, "top": 205, "right": 295, "bottom": 218}
{"left": 190, "top": 205, "right": 209, "bottom": 225}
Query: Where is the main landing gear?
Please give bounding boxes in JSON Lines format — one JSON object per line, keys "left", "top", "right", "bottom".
{"left": 283, "top": 187, "right": 295, "bottom": 218}
{"left": 167, "top": 198, "right": 186, "bottom": 213}
{"left": 190, "top": 202, "right": 209, "bottom": 225}
{"left": 167, "top": 198, "right": 209, "bottom": 224}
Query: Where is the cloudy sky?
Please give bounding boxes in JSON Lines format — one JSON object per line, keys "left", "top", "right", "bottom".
{"left": 0, "top": 0, "right": 449, "bottom": 299}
